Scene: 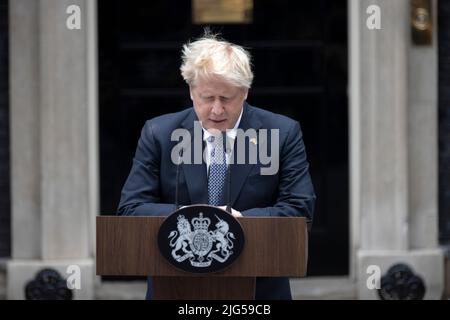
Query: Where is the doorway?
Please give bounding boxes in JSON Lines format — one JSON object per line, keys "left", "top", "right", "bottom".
{"left": 98, "top": 0, "right": 349, "bottom": 276}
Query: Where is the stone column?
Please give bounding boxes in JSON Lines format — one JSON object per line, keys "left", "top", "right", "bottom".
{"left": 350, "top": 0, "right": 443, "bottom": 299}
{"left": 7, "top": 0, "right": 98, "bottom": 299}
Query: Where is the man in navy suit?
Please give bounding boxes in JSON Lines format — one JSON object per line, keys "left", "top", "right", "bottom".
{"left": 118, "top": 33, "right": 316, "bottom": 300}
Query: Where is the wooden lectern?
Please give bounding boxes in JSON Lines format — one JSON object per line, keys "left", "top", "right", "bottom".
{"left": 96, "top": 216, "right": 308, "bottom": 299}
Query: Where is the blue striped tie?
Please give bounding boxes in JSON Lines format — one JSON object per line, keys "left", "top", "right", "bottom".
{"left": 207, "top": 135, "right": 228, "bottom": 206}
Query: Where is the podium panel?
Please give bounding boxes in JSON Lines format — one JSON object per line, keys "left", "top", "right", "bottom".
{"left": 96, "top": 215, "right": 307, "bottom": 299}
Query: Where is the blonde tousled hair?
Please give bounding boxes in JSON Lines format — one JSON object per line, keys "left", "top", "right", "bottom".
{"left": 180, "top": 32, "right": 253, "bottom": 89}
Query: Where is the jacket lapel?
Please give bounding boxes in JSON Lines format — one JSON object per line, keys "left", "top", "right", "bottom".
{"left": 180, "top": 109, "right": 208, "bottom": 204}
{"left": 229, "top": 104, "right": 262, "bottom": 206}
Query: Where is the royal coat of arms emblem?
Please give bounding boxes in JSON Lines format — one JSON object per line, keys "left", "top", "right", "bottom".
{"left": 158, "top": 205, "right": 245, "bottom": 273}
{"left": 169, "top": 213, "right": 235, "bottom": 267}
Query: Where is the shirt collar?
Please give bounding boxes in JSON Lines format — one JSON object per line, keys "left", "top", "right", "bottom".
{"left": 202, "top": 106, "right": 244, "bottom": 142}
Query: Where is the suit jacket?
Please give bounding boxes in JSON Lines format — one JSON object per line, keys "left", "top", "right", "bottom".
{"left": 118, "top": 103, "right": 316, "bottom": 299}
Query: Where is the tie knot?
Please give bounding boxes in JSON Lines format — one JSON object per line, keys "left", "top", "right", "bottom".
{"left": 207, "top": 133, "right": 226, "bottom": 148}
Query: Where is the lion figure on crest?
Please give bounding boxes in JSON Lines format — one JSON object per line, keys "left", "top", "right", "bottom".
{"left": 168, "top": 215, "right": 192, "bottom": 259}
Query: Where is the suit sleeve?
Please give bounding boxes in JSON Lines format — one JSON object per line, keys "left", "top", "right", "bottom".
{"left": 117, "top": 121, "right": 176, "bottom": 216}
{"left": 241, "top": 121, "right": 316, "bottom": 223}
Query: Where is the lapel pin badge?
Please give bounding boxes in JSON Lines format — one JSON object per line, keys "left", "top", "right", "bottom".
{"left": 250, "top": 138, "right": 257, "bottom": 145}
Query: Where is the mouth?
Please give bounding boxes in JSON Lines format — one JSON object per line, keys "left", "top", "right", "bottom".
{"left": 209, "top": 119, "right": 226, "bottom": 124}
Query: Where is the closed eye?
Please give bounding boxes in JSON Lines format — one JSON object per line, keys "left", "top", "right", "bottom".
{"left": 202, "top": 96, "right": 214, "bottom": 102}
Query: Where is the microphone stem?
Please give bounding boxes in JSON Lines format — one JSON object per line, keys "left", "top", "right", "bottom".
{"left": 226, "top": 163, "right": 231, "bottom": 214}
{"left": 224, "top": 134, "right": 232, "bottom": 214}
{"left": 175, "top": 151, "right": 182, "bottom": 210}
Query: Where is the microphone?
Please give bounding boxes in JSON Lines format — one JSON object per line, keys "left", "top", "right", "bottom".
{"left": 223, "top": 133, "right": 232, "bottom": 214}
{"left": 226, "top": 160, "right": 231, "bottom": 214}
{"left": 174, "top": 148, "right": 183, "bottom": 210}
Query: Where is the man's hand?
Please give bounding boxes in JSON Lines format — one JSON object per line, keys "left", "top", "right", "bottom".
{"left": 218, "top": 206, "right": 243, "bottom": 218}
{"left": 179, "top": 205, "right": 242, "bottom": 218}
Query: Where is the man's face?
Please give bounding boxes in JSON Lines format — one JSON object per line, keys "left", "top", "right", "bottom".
{"left": 190, "top": 77, "right": 248, "bottom": 132}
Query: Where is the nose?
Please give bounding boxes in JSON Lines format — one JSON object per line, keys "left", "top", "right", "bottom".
{"left": 211, "top": 101, "right": 224, "bottom": 116}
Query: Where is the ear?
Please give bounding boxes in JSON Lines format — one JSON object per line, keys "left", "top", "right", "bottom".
{"left": 243, "top": 89, "right": 248, "bottom": 100}
{"left": 189, "top": 86, "right": 194, "bottom": 101}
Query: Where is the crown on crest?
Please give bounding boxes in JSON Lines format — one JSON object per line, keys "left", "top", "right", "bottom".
{"left": 192, "top": 212, "right": 211, "bottom": 230}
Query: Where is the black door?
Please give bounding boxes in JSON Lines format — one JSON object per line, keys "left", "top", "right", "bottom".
{"left": 438, "top": 1, "right": 450, "bottom": 245}
{"left": 99, "top": 0, "right": 349, "bottom": 276}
